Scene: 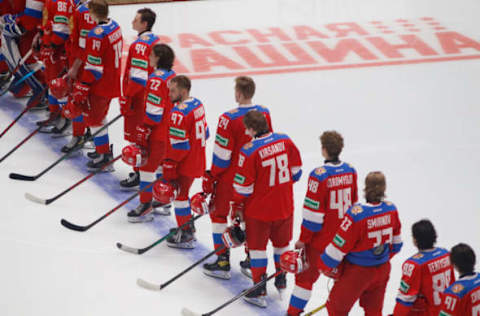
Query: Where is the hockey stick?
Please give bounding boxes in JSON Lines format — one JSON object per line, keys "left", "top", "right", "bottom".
{"left": 0, "top": 87, "right": 46, "bottom": 139}
{"left": 116, "top": 214, "right": 203, "bottom": 255}
{"left": 25, "top": 154, "right": 121, "bottom": 205}
{"left": 13, "top": 61, "right": 44, "bottom": 87}
{"left": 9, "top": 113, "right": 122, "bottom": 181}
{"left": 304, "top": 303, "right": 327, "bottom": 316}
{"left": 0, "top": 48, "right": 33, "bottom": 96}
{"left": 60, "top": 178, "right": 156, "bottom": 232}
{"left": 0, "top": 112, "right": 58, "bottom": 164}
{"left": 137, "top": 245, "right": 226, "bottom": 291}
{"left": 181, "top": 270, "right": 281, "bottom": 316}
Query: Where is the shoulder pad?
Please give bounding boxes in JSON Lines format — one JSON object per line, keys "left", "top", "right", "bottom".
{"left": 243, "top": 142, "right": 253, "bottom": 150}
{"left": 314, "top": 167, "right": 326, "bottom": 175}
{"left": 350, "top": 204, "right": 363, "bottom": 215}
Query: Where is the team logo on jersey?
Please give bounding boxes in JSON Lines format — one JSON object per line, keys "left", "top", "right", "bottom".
{"left": 412, "top": 253, "right": 424, "bottom": 259}
{"left": 400, "top": 280, "right": 410, "bottom": 293}
{"left": 315, "top": 167, "right": 326, "bottom": 175}
{"left": 228, "top": 109, "right": 238, "bottom": 114}
{"left": 351, "top": 205, "right": 363, "bottom": 215}
{"left": 333, "top": 234, "right": 345, "bottom": 248}
{"left": 243, "top": 142, "right": 253, "bottom": 150}
{"left": 385, "top": 201, "right": 393, "bottom": 206}
{"left": 451, "top": 284, "right": 464, "bottom": 293}
{"left": 94, "top": 27, "right": 103, "bottom": 35}
{"left": 177, "top": 103, "right": 188, "bottom": 110}
{"left": 141, "top": 35, "right": 150, "bottom": 41}
{"left": 155, "top": 70, "right": 165, "bottom": 76}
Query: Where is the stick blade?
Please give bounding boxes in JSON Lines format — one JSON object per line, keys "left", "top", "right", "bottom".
{"left": 60, "top": 219, "right": 88, "bottom": 232}
{"left": 181, "top": 308, "right": 202, "bottom": 316}
{"left": 24, "top": 192, "right": 47, "bottom": 205}
{"left": 136, "top": 278, "right": 161, "bottom": 291}
{"left": 9, "top": 173, "right": 36, "bottom": 181}
{"left": 116, "top": 242, "right": 140, "bottom": 254}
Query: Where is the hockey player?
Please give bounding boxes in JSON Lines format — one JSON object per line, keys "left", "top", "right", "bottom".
{"left": 439, "top": 243, "right": 480, "bottom": 316}
{"left": 317, "top": 171, "right": 403, "bottom": 316}
{"left": 231, "top": 110, "right": 302, "bottom": 308}
{"left": 59, "top": 0, "right": 97, "bottom": 153}
{"left": 286, "top": 131, "right": 358, "bottom": 316}
{"left": 393, "top": 219, "right": 454, "bottom": 316}
{"left": 119, "top": 8, "right": 161, "bottom": 190}
{"left": 126, "top": 43, "right": 175, "bottom": 223}
{"left": 35, "top": 0, "right": 75, "bottom": 135}
{"left": 162, "top": 75, "right": 209, "bottom": 249}
{"left": 63, "top": 0, "right": 122, "bottom": 171}
{"left": 202, "top": 76, "right": 273, "bottom": 280}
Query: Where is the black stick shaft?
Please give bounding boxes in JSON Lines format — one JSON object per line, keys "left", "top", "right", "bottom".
{"left": 204, "top": 271, "right": 280, "bottom": 316}
{"left": 160, "top": 245, "right": 226, "bottom": 290}
{"left": 46, "top": 155, "right": 121, "bottom": 204}
{"left": 9, "top": 113, "right": 122, "bottom": 181}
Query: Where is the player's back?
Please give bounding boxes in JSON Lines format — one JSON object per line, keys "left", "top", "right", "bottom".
{"left": 211, "top": 104, "right": 271, "bottom": 179}
{"left": 237, "top": 132, "right": 301, "bottom": 221}
{"left": 343, "top": 201, "right": 401, "bottom": 266}
{"left": 396, "top": 248, "right": 454, "bottom": 315}
{"left": 123, "top": 32, "right": 160, "bottom": 89}
{"left": 309, "top": 162, "right": 357, "bottom": 251}
{"left": 441, "top": 273, "right": 480, "bottom": 316}
{"left": 86, "top": 20, "right": 122, "bottom": 97}
{"left": 70, "top": 3, "right": 96, "bottom": 62}
{"left": 146, "top": 69, "right": 175, "bottom": 141}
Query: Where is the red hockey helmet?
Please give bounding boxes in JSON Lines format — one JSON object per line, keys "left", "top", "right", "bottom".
{"left": 280, "top": 249, "right": 308, "bottom": 274}
{"left": 190, "top": 192, "right": 209, "bottom": 215}
{"left": 121, "top": 144, "right": 147, "bottom": 167}
{"left": 49, "top": 77, "right": 69, "bottom": 99}
{"left": 153, "top": 181, "right": 177, "bottom": 205}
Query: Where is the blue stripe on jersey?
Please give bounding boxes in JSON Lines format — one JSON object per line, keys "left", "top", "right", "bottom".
{"left": 205, "top": 126, "right": 210, "bottom": 140}
{"left": 321, "top": 252, "right": 341, "bottom": 268}
{"left": 292, "top": 169, "right": 302, "bottom": 182}
{"left": 172, "top": 140, "right": 190, "bottom": 151}
{"left": 93, "top": 134, "right": 109, "bottom": 146}
{"left": 87, "top": 68, "right": 102, "bottom": 80}
{"left": 223, "top": 104, "right": 269, "bottom": 120}
{"left": 48, "top": 94, "right": 60, "bottom": 105}
{"left": 213, "top": 233, "right": 223, "bottom": 245}
{"left": 53, "top": 31, "right": 69, "bottom": 41}
{"left": 348, "top": 201, "right": 397, "bottom": 223}
{"left": 212, "top": 154, "right": 230, "bottom": 169}
{"left": 172, "top": 97, "right": 202, "bottom": 116}
{"left": 346, "top": 246, "right": 390, "bottom": 267}
{"left": 72, "top": 115, "right": 83, "bottom": 123}
{"left": 24, "top": 8, "right": 42, "bottom": 19}
{"left": 139, "top": 181, "right": 152, "bottom": 192}
{"left": 444, "top": 273, "right": 480, "bottom": 298}
{"left": 146, "top": 112, "right": 162, "bottom": 123}
{"left": 175, "top": 206, "right": 191, "bottom": 217}
{"left": 408, "top": 248, "right": 450, "bottom": 265}
{"left": 392, "top": 242, "right": 403, "bottom": 254}
{"left": 290, "top": 296, "right": 308, "bottom": 310}
{"left": 0, "top": 53, "right": 5, "bottom": 62}
{"left": 241, "top": 132, "right": 290, "bottom": 157}
{"left": 396, "top": 298, "right": 414, "bottom": 307}
{"left": 301, "top": 219, "right": 322, "bottom": 232}
{"left": 131, "top": 76, "right": 147, "bottom": 87}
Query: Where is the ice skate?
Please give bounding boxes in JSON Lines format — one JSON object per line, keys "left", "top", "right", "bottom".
{"left": 166, "top": 226, "right": 196, "bottom": 249}
{"left": 243, "top": 275, "right": 267, "bottom": 308}
{"left": 127, "top": 202, "right": 153, "bottom": 223}
{"left": 203, "top": 249, "right": 231, "bottom": 280}
{"left": 119, "top": 171, "right": 139, "bottom": 190}
{"left": 240, "top": 254, "right": 252, "bottom": 279}
{"left": 152, "top": 200, "right": 171, "bottom": 215}
{"left": 86, "top": 147, "right": 115, "bottom": 172}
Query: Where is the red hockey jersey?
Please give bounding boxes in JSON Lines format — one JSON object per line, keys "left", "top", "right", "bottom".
{"left": 394, "top": 248, "right": 455, "bottom": 316}
{"left": 299, "top": 162, "right": 358, "bottom": 251}
{"left": 41, "top": 0, "right": 74, "bottom": 46}
{"left": 79, "top": 19, "right": 122, "bottom": 98}
{"left": 165, "top": 97, "right": 209, "bottom": 178}
{"left": 233, "top": 132, "right": 302, "bottom": 221}
{"left": 319, "top": 201, "right": 402, "bottom": 269}
{"left": 123, "top": 32, "right": 160, "bottom": 97}
{"left": 68, "top": 1, "right": 96, "bottom": 63}
{"left": 440, "top": 273, "right": 480, "bottom": 316}
{"left": 210, "top": 104, "right": 272, "bottom": 181}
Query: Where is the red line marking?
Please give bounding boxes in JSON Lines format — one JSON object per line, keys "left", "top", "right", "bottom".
{"left": 188, "top": 55, "right": 480, "bottom": 79}
{"left": 407, "top": 28, "right": 420, "bottom": 32}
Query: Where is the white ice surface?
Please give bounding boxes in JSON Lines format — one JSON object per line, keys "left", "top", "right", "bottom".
{"left": 1, "top": 0, "right": 479, "bottom": 315}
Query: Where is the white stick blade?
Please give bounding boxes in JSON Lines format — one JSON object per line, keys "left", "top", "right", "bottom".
{"left": 24, "top": 192, "right": 47, "bottom": 204}
{"left": 181, "top": 307, "right": 202, "bottom": 316}
{"left": 116, "top": 243, "right": 139, "bottom": 254}
{"left": 136, "top": 278, "right": 160, "bottom": 291}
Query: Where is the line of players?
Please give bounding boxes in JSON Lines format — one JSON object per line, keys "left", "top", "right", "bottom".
{"left": 1, "top": 1, "right": 479, "bottom": 315}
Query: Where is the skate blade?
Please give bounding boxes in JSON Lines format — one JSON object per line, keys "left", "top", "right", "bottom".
{"left": 127, "top": 215, "right": 154, "bottom": 223}
{"left": 87, "top": 165, "right": 115, "bottom": 173}
{"left": 181, "top": 308, "right": 202, "bottom": 316}
{"left": 243, "top": 296, "right": 267, "bottom": 308}
{"left": 167, "top": 240, "right": 196, "bottom": 249}
{"left": 152, "top": 208, "right": 171, "bottom": 216}
{"left": 203, "top": 269, "right": 231, "bottom": 280}
{"left": 241, "top": 267, "right": 253, "bottom": 279}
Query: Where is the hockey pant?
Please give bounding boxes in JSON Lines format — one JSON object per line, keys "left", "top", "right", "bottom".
{"left": 326, "top": 261, "right": 391, "bottom": 316}
{"left": 138, "top": 140, "right": 165, "bottom": 204}
{"left": 173, "top": 175, "right": 194, "bottom": 229}
{"left": 245, "top": 215, "right": 293, "bottom": 284}
{"left": 209, "top": 176, "right": 233, "bottom": 255}
{"left": 83, "top": 95, "right": 111, "bottom": 154}
{"left": 0, "top": 32, "right": 45, "bottom": 103}
{"left": 43, "top": 47, "right": 67, "bottom": 116}
{"left": 123, "top": 91, "right": 145, "bottom": 143}
{"left": 288, "top": 244, "right": 322, "bottom": 316}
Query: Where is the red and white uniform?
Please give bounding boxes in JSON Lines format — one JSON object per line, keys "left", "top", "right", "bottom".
{"left": 318, "top": 201, "right": 403, "bottom": 316}
{"left": 137, "top": 68, "right": 175, "bottom": 205}
{"left": 394, "top": 248, "right": 455, "bottom": 316}
{"left": 233, "top": 132, "right": 302, "bottom": 284}
{"left": 208, "top": 105, "right": 272, "bottom": 254}
{"left": 68, "top": 1, "right": 96, "bottom": 68}
{"left": 440, "top": 273, "right": 480, "bottom": 316}
{"left": 122, "top": 32, "right": 160, "bottom": 142}
{"left": 288, "top": 162, "right": 358, "bottom": 316}
{"left": 165, "top": 97, "right": 209, "bottom": 227}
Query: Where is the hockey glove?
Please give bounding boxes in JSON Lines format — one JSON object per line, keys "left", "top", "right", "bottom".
{"left": 62, "top": 100, "right": 82, "bottom": 119}
{"left": 221, "top": 225, "right": 246, "bottom": 248}
{"left": 119, "top": 96, "right": 134, "bottom": 117}
{"left": 135, "top": 124, "right": 151, "bottom": 148}
{"left": 1, "top": 14, "right": 24, "bottom": 38}
{"left": 202, "top": 170, "right": 217, "bottom": 194}
{"left": 318, "top": 259, "right": 343, "bottom": 280}
{"left": 72, "top": 81, "right": 90, "bottom": 105}
{"left": 229, "top": 201, "right": 245, "bottom": 222}
{"left": 162, "top": 159, "right": 179, "bottom": 181}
